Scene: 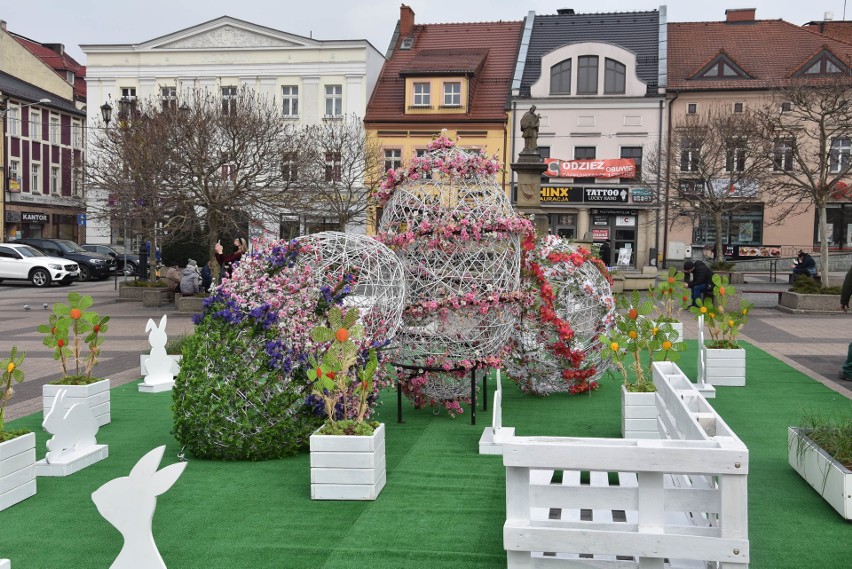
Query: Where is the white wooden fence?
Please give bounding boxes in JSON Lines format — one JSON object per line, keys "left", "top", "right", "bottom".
{"left": 502, "top": 362, "right": 749, "bottom": 569}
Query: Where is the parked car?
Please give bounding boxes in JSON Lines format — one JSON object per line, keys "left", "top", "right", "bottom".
{"left": 14, "top": 238, "right": 117, "bottom": 281}
{"left": 82, "top": 243, "right": 141, "bottom": 275}
{"left": 0, "top": 243, "right": 79, "bottom": 287}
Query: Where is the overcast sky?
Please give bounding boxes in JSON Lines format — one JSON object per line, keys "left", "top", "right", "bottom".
{"left": 2, "top": 0, "right": 849, "bottom": 64}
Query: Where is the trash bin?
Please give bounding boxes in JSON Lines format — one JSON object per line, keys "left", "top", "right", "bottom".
{"left": 649, "top": 248, "right": 658, "bottom": 267}
{"left": 138, "top": 247, "right": 148, "bottom": 279}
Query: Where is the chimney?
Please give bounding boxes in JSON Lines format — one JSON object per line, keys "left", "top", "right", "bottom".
{"left": 824, "top": 11, "right": 834, "bottom": 21}
{"left": 0, "top": 20, "right": 6, "bottom": 32}
{"left": 556, "top": 8, "right": 575, "bottom": 15}
{"left": 725, "top": 8, "right": 756, "bottom": 23}
{"left": 45, "top": 43, "right": 65, "bottom": 56}
{"left": 400, "top": 4, "right": 415, "bottom": 37}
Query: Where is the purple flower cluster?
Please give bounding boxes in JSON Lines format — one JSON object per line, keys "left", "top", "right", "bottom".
{"left": 264, "top": 339, "right": 300, "bottom": 374}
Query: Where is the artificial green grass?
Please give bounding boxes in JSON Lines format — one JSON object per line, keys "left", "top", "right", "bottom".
{"left": 2, "top": 340, "right": 850, "bottom": 568}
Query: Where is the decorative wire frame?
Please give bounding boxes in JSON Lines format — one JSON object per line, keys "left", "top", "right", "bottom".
{"left": 378, "top": 149, "right": 522, "bottom": 367}
{"left": 294, "top": 231, "right": 406, "bottom": 343}
{"left": 508, "top": 240, "right": 616, "bottom": 395}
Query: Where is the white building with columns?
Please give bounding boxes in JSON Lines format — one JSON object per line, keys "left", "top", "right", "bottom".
{"left": 81, "top": 15, "right": 384, "bottom": 243}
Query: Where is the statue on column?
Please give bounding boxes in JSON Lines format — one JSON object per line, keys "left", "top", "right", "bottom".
{"left": 520, "top": 105, "right": 541, "bottom": 153}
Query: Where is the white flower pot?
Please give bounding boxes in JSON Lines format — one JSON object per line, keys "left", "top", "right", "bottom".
{"left": 704, "top": 347, "right": 746, "bottom": 387}
{"left": 43, "top": 378, "right": 111, "bottom": 427}
{"left": 788, "top": 427, "right": 852, "bottom": 519}
{"left": 620, "top": 386, "right": 659, "bottom": 439}
{"left": 0, "top": 432, "right": 36, "bottom": 511}
{"left": 310, "top": 423, "right": 386, "bottom": 500}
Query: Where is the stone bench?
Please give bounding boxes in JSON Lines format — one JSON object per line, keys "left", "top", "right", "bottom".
{"left": 175, "top": 294, "right": 208, "bottom": 314}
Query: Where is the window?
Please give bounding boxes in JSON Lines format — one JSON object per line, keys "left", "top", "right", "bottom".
{"left": 620, "top": 146, "right": 643, "bottom": 181}
{"left": 71, "top": 121, "right": 82, "bottom": 147}
{"left": 220, "top": 152, "right": 236, "bottom": 181}
{"left": 830, "top": 137, "right": 851, "bottom": 173}
{"left": 781, "top": 101, "right": 792, "bottom": 113}
{"left": 801, "top": 53, "right": 847, "bottom": 76}
{"left": 697, "top": 205, "right": 763, "bottom": 246}
{"left": 733, "top": 102, "right": 744, "bottom": 114}
{"left": 221, "top": 86, "right": 238, "bottom": 116}
{"left": 9, "top": 160, "right": 20, "bottom": 189}
{"left": 384, "top": 149, "right": 402, "bottom": 172}
{"left": 282, "top": 86, "right": 299, "bottom": 116}
{"left": 30, "top": 111, "right": 41, "bottom": 139}
{"left": 413, "top": 82, "right": 430, "bottom": 107}
{"left": 282, "top": 152, "right": 298, "bottom": 182}
{"left": 577, "top": 56, "right": 599, "bottom": 95}
{"left": 7, "top": 107, "right": 18, "bottom": 136}
{"left": 773, "top": 139, "right": 794, "bottom": 172}
{"left": 695, "top": 55, "right": 750, "bottom": 79}
{"left": 31, "top": 163, "right": 41, "bottom": 194}
{"left": 550, "top": 59, "right": 572, "bottom": 94}
{"left": 415, "top": 149, "right": 433, "bottom": 179}
{"left": 604, "top": 58, "right": 626, "bottom": 94}
{"left": 161, "top": 87, "right": 177, "bottom": 112}
{"left": 325, "top": 152, "right": 342, "bottom": 182}
{"left": 680, "top": 139, "right": 700, "bottom": 172}
{"left": 50, "top": 116, "right": 60, "bottom": 144}
{"left": 72, "top": 169, "right": 81, "bottom": 196}
{"left": 574, "top": 146, "right": 596, "bottom": 183}
{"left": 50, "top": 166, "right": 60, "bottom": 194}
{"left": 120, "top": 87, "right": 137, "bottom": 100}
{"left": 687, "top": 103, "right": 698, "bottom": 115}
{"left": 725, "top": 139, "right": 746, "bottom": 172}
{"left": 325, "top": 85, "right": 342, "bottom": 117}
{"left": 443, "top": 82, "right": 461, "bottom": 106}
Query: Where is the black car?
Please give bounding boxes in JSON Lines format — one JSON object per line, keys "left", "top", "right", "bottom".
{"left": 82, "top": 243, "right": 141, "bottom": 275}
{"left": 15, "top": 238, "right": 117, "bottom": 281}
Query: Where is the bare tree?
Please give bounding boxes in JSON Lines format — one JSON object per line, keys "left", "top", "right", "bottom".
{"left": 646, "top": 105, "right": 775, "bottom": 262}
{"left": 291, "top": 115, "right": 384, "bottom": 231}
{"left": 758, "top": 76, "right": 852, "bottom": 283}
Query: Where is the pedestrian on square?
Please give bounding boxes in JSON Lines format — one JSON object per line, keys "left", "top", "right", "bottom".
{"left": 683, "top": 259, "right": 714, "bottom": 305}
{"left": 215, "top": 238, "right": 246, "bottom": 279}
{"left": 598, "top": 241, "right": 611, "bottom": 267}
{"left": 200, "top": 260, "right": 213, "bottom": 293}
{"left": 163, "top": 262, "right": 182, "bottom": 293}
{"left": 180, "top": 259, "right": 202, "bottom": 296}
{"left": 791, "top": 250, "right": 817, "bottom": 278}
{"left": 840, "top": 264, "right": 852, "bottom": 381}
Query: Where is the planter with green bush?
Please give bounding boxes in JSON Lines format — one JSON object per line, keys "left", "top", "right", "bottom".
{"left": 0, "top": 347, "right": 36, "bottom": 511}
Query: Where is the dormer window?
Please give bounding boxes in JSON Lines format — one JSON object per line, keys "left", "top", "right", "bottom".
{"left": 604, "top": 58, "right": 626, "bottom": 94}
{"left": 413, "top": 82, "right": 431, "bottom": 107}
{"left": 694, "top": 54, "right": 751, "bottom": 80}
{"left": 443, "top": 82, "right": 461, "bottom": 107}
{"left": 550, "top": 60, "right": 572, "bottom": 95}
{"left": 577, "top": 56, "right": 599, "bottom": 95}
{"left": 798, "top": 50, "right": 848, "bottom": 76}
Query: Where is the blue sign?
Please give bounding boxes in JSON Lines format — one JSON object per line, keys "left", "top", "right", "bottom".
{"left": 77, "top": 213, "right": 87, "bottom": 226}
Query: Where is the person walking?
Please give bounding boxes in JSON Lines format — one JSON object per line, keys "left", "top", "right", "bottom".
{"left": 683, "top": 259, "right": 714, "bottom": 305}
{"left": 179, "top": 259, "right": 202, "bottom": 296}
{"left": 841, "top": 264, "right": 852, "bottom": 381}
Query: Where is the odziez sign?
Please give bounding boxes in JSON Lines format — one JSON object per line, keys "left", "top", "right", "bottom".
{"left": 545, "top": 158, "right": 635, "bottom": 179}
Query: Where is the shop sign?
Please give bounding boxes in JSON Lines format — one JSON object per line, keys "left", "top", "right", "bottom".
{"left": 630, "top": 187, "right": 654, "bottom": 203}
{"left": 590, "top": 208, "right": 637, "bottom": 216}
{"left": 592, "top": 216, "right": 608, "bottom": 226}
{"left": 5, "top": 211, "right": 22, "bottom": 223}
{"left": 544, "top": 158, "right": 635, "bottom": 179}
{"left": 584, "top": 187, "right": 628, "bottom": 203}
{"left": 22, "top": 212, "right": 49, "bottom": 223}
{"left": 591, "top": 228, "right": 609, "bottom": 240}
{"left": 615, "top": 216, "right": 636, "bottom": 227}
{"left": 8, "top": 176, "right": 21, "bottom": 193}
{"left": 540, "top": 186, "right": 583, "bottom": 203}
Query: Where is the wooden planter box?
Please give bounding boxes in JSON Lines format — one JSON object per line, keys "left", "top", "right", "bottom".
{"left": 0, "top": 432, "right": 36, "bottom": 511}
{"left": 310, "top": 423, "right": 386, "bottom": 500}
{"left": 620, "top": 386, "right": 659, "bottom": 439}
{"left": 704, "top": 347, "right": 746, "bottom": 387}
{"left": 788, "top": 427, "right": 852, "bottom": 519}
{"left": 43, "top": 378, "right": 110, "bottom": 426}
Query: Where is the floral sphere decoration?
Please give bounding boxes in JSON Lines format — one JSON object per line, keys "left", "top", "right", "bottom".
{"left": 375, "top": 135, "right": 532, "bottom": 414}
{"left": 172, "top": 233, "right": 405, "bottom": 460}
{"left": 505, "top": 235, "right": 616, "bottom": 396}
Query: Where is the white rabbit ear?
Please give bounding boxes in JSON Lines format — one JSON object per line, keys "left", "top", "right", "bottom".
{"left": 129, "top": 445, "right": 166, "bottom": 479}
{"left": 145, "top": 318, "right": 157, "bottom": 333}
{"left": 159, "top": 314, "right": 168, "bottom": 330}
{"left": 150, "top": 462, "right": 187, "bottom": 497}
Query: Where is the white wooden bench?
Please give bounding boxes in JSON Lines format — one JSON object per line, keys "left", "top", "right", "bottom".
{"left": 502, "top": 362, "right": 749, "bottom": 568}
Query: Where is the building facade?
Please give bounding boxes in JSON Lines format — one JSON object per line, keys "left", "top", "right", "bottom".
{"left": 1, "top": 21, "right": 86, "bottom": 242}
{"left": 82, "top": 15, "right": 385, "bottom": 243}
{"left": 510, "top": 9, "right": 667, "bottom": 268}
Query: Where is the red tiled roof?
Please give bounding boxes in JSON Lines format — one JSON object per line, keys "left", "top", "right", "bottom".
{"left": 365, "top": 20, "right": 523, "bottom": 124}
{"left": 668, "top": 19, "right": 852, "bottom": 91}
{"left": 803, "top": 21, "right": 852, "bottom": 45}
{"left": 11, "top": 33, "right": 87, "bottom": 101}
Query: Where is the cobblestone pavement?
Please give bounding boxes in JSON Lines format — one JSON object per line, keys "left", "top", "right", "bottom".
{"left": 2, "top": 273, "right": 850, "bottom": 422}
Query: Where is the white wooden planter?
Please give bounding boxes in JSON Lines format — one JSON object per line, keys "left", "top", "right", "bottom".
{"left": 788, "top": 427, "right": 852, "bottom": 519}
{"left": 43, "top": 378, "right": 110, "bottom": 427}
{"left": 704, "top": 347, "right": 746, "bottom": 387}
{"left": 310, "top": 423, "right": 386, "bottom": 500}
{"left": 620, "top": 386, "right": 659, "bottom": 439}
{"left": 0, "top": 432, "right": 36, "bottom": 511}
{"left": 139, "top": 354, "right": 182, "bottom": 376}
{"left": 0, "top": 558, "right": 10, "bottom": 568}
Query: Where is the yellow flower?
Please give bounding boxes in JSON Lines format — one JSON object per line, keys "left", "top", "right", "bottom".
{"left": 742, "top": 308, "right": 749, "bottom": 315}
{"left": 628, "top": 330, "right": 638, "bottom": 339}
{"left": 662, "top": 341, "right": 672, "bottom": 350}
{"left": 610, "top": 342, "right": 619, "bottom": 351}
{"left": 700, "top": 306, "right": 707, "bottom": 314}
{"left": 652, "top": 327, "right": 659, "bottom": 336}
{"left": 6, "top": 362, "right": 14, "bottom": 374}
{"left": 728, "top": 319, "right": 734, "bottom": 327}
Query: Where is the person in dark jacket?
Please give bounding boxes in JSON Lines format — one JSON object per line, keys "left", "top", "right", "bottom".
{"left": 792, "top": 250, "right": 817, "bottom": 277}
{"left": 200, "top": 260, "right": 213, "bottom": 293}
{"left": 841, "top": 264, "right": 852, "bottom": 380}
{"left": 683, "top": 260, "right": 714, "bottom": 305}
{"left": 598, "top": 241, "right": 611, "bottom": 266}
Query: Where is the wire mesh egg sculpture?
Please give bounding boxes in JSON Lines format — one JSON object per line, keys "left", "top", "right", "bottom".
{"left": 375, "top": 136, "right": 531, "bottom": 413}
{"left": 505, "top": 236, "right": 616, "bottom": 396}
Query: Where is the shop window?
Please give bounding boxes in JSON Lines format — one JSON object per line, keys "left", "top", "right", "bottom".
{"left": 698, "top": 205, "right": 764, "bottom": 246}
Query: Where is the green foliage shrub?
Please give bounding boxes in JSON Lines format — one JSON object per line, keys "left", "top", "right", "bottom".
{"left": 790, "top": 276, "right": 841, "bottom": 295}
{"left": 172, "top": 313, "right": 321, "bottom": 461}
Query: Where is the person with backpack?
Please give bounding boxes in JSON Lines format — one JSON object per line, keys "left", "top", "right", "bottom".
{"left": 683, "top": 259, "right": 715, "bottom": 305}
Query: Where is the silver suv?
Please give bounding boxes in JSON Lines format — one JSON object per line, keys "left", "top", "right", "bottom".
{"left": 0, "top": 243, "right": 80, "bottom": 287}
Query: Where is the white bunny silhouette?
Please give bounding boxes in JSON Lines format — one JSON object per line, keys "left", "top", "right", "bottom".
{"left": 92, "top": 446, "right": 187, "bottom": 569}
{"left": 143, "top": 315, "right": 179, "bottom": 386}
{"left": 43, "top": 389, "right": 99, "bottom": 464}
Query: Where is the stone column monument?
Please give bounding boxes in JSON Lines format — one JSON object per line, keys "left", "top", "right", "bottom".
{"left": 511, "top": 105, "right": 549, "bottom": 235}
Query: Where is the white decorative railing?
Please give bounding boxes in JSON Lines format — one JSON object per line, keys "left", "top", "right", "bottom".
{"left": 502, "top": 362, "right": 749, "bottom": 568}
